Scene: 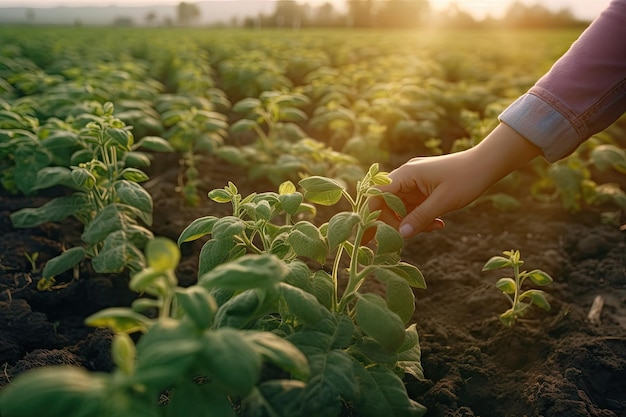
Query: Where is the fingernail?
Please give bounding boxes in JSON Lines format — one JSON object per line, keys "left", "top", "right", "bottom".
{"left": 399, "top": 224, "right": 413, "bottom": 238}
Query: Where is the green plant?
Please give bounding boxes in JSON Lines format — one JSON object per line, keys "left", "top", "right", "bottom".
{"left": 9, "top": 102, "right": 171, "bottom": 284}
{"left": 178, "top": 163, "right": 427, "bottom": 416}
{"left": 531, "top": 140, "right": 626, "bottom": 218}
{"left": 218, "top": 90, "right": 363, "bottom": 186}
{"left": 0, "top": 238, "right": 309, "bottom": 417}
{"left": 482, "top": 250, "right": 553, "bottom": 327}
{"left": 157, "top": 94, "right": 229, "bottom": 206}
{"left": 23, "top": 251, "right": 39, "bottom": 272}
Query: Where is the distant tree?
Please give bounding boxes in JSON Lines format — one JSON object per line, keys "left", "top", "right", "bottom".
{"left": 113, "top": 16, "right": 134, "bottom": 26}
{"left": 377, "top": 0, "right": 429, "bottom": 28}
{"left": 274, "top": 0, "right": 303, "bottom": 28}
{"left": 314, "top": 2, "right": 339, "bottom": 27}
{"left": 503, "top": 1, "right": 579, "bottom": 27}
{"left": 145, "top": 11, "right": 157, "bottom": 26}
{"left": 432, "top": 2, "right": 478, "bottom": 29}
{"left": 177, "top": 2, "right": 201, "bottom": 26}
{"left": 26, "top": 9, "right": 35, "bottom": 23}
{"left": 347, "top": 0, "right": 374, "bottom": 27}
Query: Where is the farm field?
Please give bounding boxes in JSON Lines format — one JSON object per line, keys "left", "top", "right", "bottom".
{"left": 0, "top": 26, "right": 625, "bottom": 417}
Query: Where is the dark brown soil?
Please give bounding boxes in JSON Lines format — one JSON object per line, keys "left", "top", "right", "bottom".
{"left": 0, "top": 153, "right": 624, "bottom": 417}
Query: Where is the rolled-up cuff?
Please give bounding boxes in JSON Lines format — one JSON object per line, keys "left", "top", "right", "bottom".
{"left": 498, "top": 93, "right": 581, "bottom": 162}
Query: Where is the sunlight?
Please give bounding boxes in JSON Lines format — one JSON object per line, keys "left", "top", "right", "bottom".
{"left": 430, "top": 0, "right": 512, "bottom": 18}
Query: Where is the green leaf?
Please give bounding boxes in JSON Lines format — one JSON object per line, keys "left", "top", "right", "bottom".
{"left": 129, "top": 267, "right": 168, "bottom": 295}
{"left": 280, "top": 282, "right": 331, "bottom": 325}
{"left": 520, "top": 289, "right": 551, "bottom": 310}
{"left": 115, "top": 180, "right": 153, "bottom": 216}
{"left": 287, "top": 221, "right": 328, "bottom": 263}
{"left": 397, "top": 324, "right": 425, "bottom": 381}
{"left": 374, "top": 222, "right": 403, "bottom": 255}
{"left": 86, "top": 307, "right": 150, "bottom": 333}
{"left": 279, "top": 180, "right": 296, "bottom": 195}
{"left": 134, "top": 338, "right": 201, "bottom": 390}
{"left": 71, "top": 167, "right": 95, "bottom": 189}
{"left": 279, "top": 107, "right": 308, "bottom": 122}
{"left": 298, "top": 350, "right": 356, "bottom": 416}
{"left": 92, "top": 230, "right": 146, "bottom": 273}
{"left": 198, "top": 238, "right": 237, "bottom": 275}
{"left": 200, "top": 328, "right": 262, "bottom": 396}
{"left": 233, "top": 97, "right": 261, "bottom": 113}
{"left": 355, "top": 293, "right": 406, "bottom": 353}
{"left": 352, "top": 364, "right": 427, "bottom": 417}
{"left": 121, "top": 167, "right": 150, "bottom": 183}
{"left": 164, "top": 379, "right": 235, "bottom": 417}
{"left": 0, "top": 367, "right": 106, "bottom": 417}
{"left": 42, "top": 246, "right": 86, "bottom": 279}
{"left": 384, "top": 276, "right": 415, "bottom": 324}
{"left": 327, "top": 212, "right": 360, "bottom": 250}
{"left": 107, "top": 127, "right": 132, "bottom": 149}
{"left": 146, "top": 237, "right": 180, "bottom": 272}
{"left": 278, "top": 192, "right": 304, "bottom": 216}
{"left": 495, "top": 277, "right": 516, "bottom": 294}
{"left": 590, "top": 144, "right": 626, "bottom": 173}
{"left": 111, "top": 332, "right": 136, "bottom": 376}
{"left": 31, "top": 166, "right": 74, "bottom": 191}
{"left": 240, "top": 380, "right": 306, "bottom": 417}
{"left": 135, "top": 135, "right": 174, "bottom": 152}
{"left": 527, "top": 269, "right": 553, "bottom": 286}
{"left": 81, "top": 204, "right": 124, "bottom": 245}
{"left": 229, "top": 118, "right": 258, "bottom": 133}
{"left": 176, "top": 286, "right": 218, "bottom": 330}
{"left": 209, "top": 188, "right": 233, "bottom": 203}
{"left": 482, "top": 255, "right": 512, "bottom": 271}
{"left": 299, "top": 176, "right": 345, "bottom": 206}
{"left": 177, "top": 216, "right": 218, "bottom": 245}
{"left": 243, "top": 331, "right": 310, "bottom": 380}
{"left": 10, "top": 196, "right": 81, "bottom": 228}
{"left": 200, "top": 254, "right": 288, "bottom": 291}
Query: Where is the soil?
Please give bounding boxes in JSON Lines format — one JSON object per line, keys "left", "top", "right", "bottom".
{"left": 0, "top": 152, "right": 624, "bottom": 417}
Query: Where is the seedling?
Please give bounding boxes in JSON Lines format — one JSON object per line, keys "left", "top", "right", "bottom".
{"left": 482, "top": 250, "right": 553, "bottom": 327}
{"left": 23, "top": 251, "right": 39, "bottom": 272}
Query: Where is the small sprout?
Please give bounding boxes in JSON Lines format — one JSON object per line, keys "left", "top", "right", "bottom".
{"left": 482, "top": 250, "right": 553, "bottom": 327}
{"left": 24, "top": 251, "right": 39, "bottom": 272}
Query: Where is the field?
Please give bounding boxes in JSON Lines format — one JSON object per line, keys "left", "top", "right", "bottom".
{"left": 0, "top": 26, "right": 625, "bottom": 417}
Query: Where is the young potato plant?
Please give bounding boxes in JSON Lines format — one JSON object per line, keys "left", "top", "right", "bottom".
{"left": 9, "top": 102, "right": 172, "bottom": 288}
{"left": 157, "top": 94, "right": 229, "bottom": 206}
{"left": 178, "top": 164, "right": 428, "bottom": 417}
{"left": 218, "top": 90, "right": 364, "bottom": 187}
{"left": 0, "top": 238, "right": 309, "bottom": 417}
{"left": 482, "top": 250, "right": 553, "bottom": 327}
{"left": 531, "top": 139, "right": 626, "bottom": 223}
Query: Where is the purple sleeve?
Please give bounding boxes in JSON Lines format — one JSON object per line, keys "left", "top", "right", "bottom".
{"left": 499, "top": 0, "right": 626, "bottom": 162}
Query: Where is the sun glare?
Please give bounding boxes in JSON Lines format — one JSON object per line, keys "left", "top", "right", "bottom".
{"left": 429, "top": 0, "right": 510, "bottom": 19}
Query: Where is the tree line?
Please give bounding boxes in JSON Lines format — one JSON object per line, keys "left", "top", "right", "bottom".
{"left": 154, "top": 1, "right": 588, "bottom": 29}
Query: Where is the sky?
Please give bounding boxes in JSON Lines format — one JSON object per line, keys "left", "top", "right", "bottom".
{"left": 0, "top": 0, "right": 613, "bottom": 21}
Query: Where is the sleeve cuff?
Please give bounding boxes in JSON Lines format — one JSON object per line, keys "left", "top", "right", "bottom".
{"left": 498, "top": 93, "right": 581, "bottom": 162}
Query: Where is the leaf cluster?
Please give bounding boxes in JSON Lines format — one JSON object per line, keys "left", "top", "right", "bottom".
{"left": 177, "top": 163, "right": 427, "bottom": 416}
{"left": 9, "top": 102, "right": 172, "bottom": 284}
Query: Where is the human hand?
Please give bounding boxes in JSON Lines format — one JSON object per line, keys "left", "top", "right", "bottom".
{"left": 372, "top": 123, "right": 542, "bottom": 238}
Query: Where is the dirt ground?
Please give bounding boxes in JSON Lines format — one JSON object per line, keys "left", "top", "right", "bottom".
{"left": 0, "top": 153, "right": 624, "bottom": 417}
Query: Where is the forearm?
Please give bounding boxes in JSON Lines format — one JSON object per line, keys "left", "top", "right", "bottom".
{"left": 467, "top": 122, "right": 542, "bottom": 187}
